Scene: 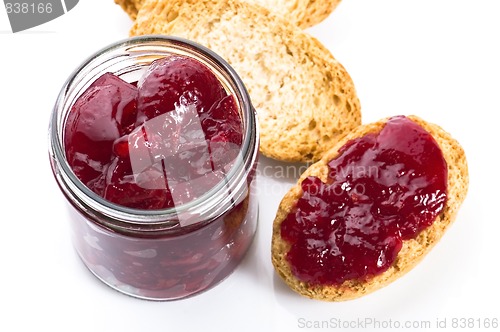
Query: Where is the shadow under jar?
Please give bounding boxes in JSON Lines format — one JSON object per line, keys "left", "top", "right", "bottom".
{"left": 48, "top": 36, "right": 259, "bottom": 300}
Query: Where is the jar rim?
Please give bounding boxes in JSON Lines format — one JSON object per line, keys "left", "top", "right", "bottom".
{"left": 49, "top": 35, "right": 258, "bottom": 231}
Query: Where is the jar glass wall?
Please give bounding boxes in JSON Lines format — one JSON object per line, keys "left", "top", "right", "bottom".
{"left": 48, "top": 36, "right": 259, "bottom": 300}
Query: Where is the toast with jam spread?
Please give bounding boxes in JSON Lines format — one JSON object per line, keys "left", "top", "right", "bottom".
{"left": 271, "top": 115, "right": 468, "bottom": 301}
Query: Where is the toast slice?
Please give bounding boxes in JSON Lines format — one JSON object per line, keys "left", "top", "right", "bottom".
{"left": 115, "top": 0, "right": 341, "bottom": 29}
{"left": 271, "top": 115, "right": 469, "bottom": 301}
{"left": 131, "top": 0, "right": 361, "bottom": 162}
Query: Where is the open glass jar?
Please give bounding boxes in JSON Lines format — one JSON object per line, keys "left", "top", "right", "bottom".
{"left": 48, "top": 36, "right": 259, "bottom": 300}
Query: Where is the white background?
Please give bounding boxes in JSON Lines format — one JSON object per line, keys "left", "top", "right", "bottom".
{"left": 1, "top": 1, "right": 499, "bottom": 331}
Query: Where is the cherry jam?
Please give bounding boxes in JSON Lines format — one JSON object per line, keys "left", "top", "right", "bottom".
{"left": 64, "top": 56, "right": 242, "bottom": 210}
{"left": 49, "top": 36, "right": 259, "bottom": 300}
{"left": 280, "top": 116, "right": 447, "bottom": 285}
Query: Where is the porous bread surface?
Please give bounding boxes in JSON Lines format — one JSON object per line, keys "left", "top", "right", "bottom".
{"left": 271, "top": 115, "right": 469, "bottom": 301}
{"left": 115, "top": 0, "right": 140, "bottom": 19}
{"left": 115, "top": 0, "right": 137, "bottom": 19}
{"left": 115, "top": 0, "right": 341, "bottom": 29}
{"left": 131, "top": 0, "right": 361, "bottom": 162}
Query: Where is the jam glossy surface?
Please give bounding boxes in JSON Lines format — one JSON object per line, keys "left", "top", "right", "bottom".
{"left": 64, "top": 56, "right": 242, "bottom": 210}
{"left": 280, "top": 116, "right": 448, "bottom": 285}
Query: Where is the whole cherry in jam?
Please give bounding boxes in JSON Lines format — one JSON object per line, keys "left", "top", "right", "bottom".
{"left": 64, "top": 73, "right": 137, "bottom": 190}
{"left": 64, "top": 55, "right": 243, "bottom": 210}
{"left": 280, "top": 116, "right": 448, "bottom": 285}
{"left": 136, "top": 55, "right": 227, "bottom": 124}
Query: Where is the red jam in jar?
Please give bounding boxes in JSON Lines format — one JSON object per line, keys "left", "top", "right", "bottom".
{"left": 280, "top": 116, "right": 447, "bottom": 285}
{"left": 49, "top": 36, "right": 259, "bottom": 300}
{"left": 64, "top": 56, "right": 242, "bottom": 210}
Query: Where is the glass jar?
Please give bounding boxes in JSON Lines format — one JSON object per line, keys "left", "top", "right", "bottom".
{"left": 48, "top": 36, "right": 259, "bottom": 300}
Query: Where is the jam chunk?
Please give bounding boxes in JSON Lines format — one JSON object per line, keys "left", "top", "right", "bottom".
{"left": 280, "top": 116, "right": 448, "bottom": 285}
{"left": 64, "top": 73, "right": 138, "bottom": 189}
{"left": 136, "top": 55, "right": 227, "bottom": 124}
{"left": 64, "top": 56, "right": 243, "bottom": 209}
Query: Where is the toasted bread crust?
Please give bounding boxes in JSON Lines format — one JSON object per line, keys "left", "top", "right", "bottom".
{"left": 131, "top": 0, "right": 361, "bottom": 162}
{"left": 271, "top": 115, "right": 469, "bottom": 301}
{"left": 115, "top": 0, "right": 140, "bottom": 20}
{"left": 115, "top": 0, "right": 341, "bottom": 29}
